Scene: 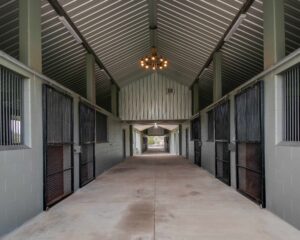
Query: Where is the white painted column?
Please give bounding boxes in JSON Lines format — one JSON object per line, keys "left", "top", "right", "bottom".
{"left": 263, "top": 0, "right": 285, "bottom": 69}
{"left": 111, "top": 84, "right": 118, "bottom": 116}
{"left": 213, "top": 51, "right": 223, "bottom": 101}
{"left": 19, "top": 0, "right": 42, "bottom": 72}
{"left": 192, "top": 82, "right": 199, "bottom": 114}
{"left": 86, "top": 53, "right": 96, "bottom": 104}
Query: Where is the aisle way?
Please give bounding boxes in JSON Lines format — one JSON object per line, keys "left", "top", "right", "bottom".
{"left": 3, "top": 155, "right": 300, "bottom": 240}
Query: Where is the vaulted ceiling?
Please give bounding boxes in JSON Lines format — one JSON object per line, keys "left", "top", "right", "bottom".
{"left": 56, "top": 0, "right": 246, "bottom": 87}
{"left": 0, "top": 0, "right": 300, "bottom": 110}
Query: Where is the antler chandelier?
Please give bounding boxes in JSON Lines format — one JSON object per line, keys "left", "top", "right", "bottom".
{"left": 140, "top": 47, "right": 168, "bottom": 70}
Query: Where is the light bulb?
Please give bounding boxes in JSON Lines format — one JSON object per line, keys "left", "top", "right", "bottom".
{"left": 164, "top": 60, "right": 168, "bottom": 64}
{"left": 151, "top": 56, "right": 155, "bottom": 61}
{"left": 145, "top": 65, "right": 149, "bottom": 69}
{"left": 159, "top": 66, "right": 163, "bottom": 70}
{"left": 145, "top": 58, "right": 149, "bottom": 62}
{"left": 152, "top": 66, "right": 156, "bottom": 70}
{"left": 160, "top": 58, "right": 163, "bottom": 62}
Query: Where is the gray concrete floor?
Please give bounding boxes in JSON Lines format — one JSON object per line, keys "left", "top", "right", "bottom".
{"left": 3, "top": 154, "right": 300, "bottom": 240}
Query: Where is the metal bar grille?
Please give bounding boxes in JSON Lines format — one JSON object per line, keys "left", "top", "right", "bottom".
{"left": 96, "top": 111, "right": 108, "bottom": 143}
{"left": 191, "top": 116, "right": 200, "bottom": 140}
{"left": 43, "top": 85, "right": 74, "bottom": 209}
{"left": 214, "top": 100, "right": 230, "bottom": 185}
{"left": 194, "top": 140, "right": 201, "bottom": 166}
{"left": 79, "top": 102, "right": 95, "bottom": 187}
{"left": 235, "top": 82, "right": 265, "bottom": 207}
{"left": 215, "top": 101, "right": 230, "bottom": 141}
{"left": 283, "top": 64, "right": 300, "bottom": 142}
{"left": 0, "top": 66, "right": 24, "bottom": 147}
{"left": 207, "top": 110, "right": 214, "bottom": 141}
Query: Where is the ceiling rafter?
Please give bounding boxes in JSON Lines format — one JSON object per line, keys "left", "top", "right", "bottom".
{"left": 47, "top": 0, "right": 120, "bottom": 89}
{"left": 191, "top": 0, "right": 256, "bottom": 87}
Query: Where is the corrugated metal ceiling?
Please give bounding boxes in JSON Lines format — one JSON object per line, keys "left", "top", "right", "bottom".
{"left": 285, "top": 0, "right": 300, "bottom": 55}
{"left": 0, "top": 0, "right": 19, "bottom": 59}
{"left": 198, "top": 63, "right": 213, "bottom": 110}
{"left": 221, "top": 0, "right": 264, "bottom": 95}
{"left": 0, "top": 0, "right": 299, "bottom": 111}
{"left": 157, "top": 0, "right": 246, "bottom": 86}
{"left": 196, "top": 0, "right": 264, "bottom": 107}
{"left": 57, "top": 0, "right": 151, "bottom": 87}
{"left": 41, "top": 0, "right": 87, "bottom": 97}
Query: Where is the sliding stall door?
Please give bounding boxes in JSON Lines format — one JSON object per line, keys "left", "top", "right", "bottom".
{"left": 186, "top": 128, "right": 189, "bottom": 159}
{"left": 123, "top": 129, "right": 126, "bottom": 159}
{"left": 215, "top": 101, "right": 230, "bottom": 185}
{"left": 191, "top": 117, "right": 201, "bottom": 166}
{"left": 164, "top": 136, "right": 170, "bottom": 152}
{"left": 194, "top": 140, "right": 201, "bottom": 166}
{"left": 235, "top": 82, "right": 265, "bottom": 207}
{"left": 79, "top": 103, "right": 95, "bottom": 187}
{"left": 43, "top": 85, "right": 73, "bottom": 209}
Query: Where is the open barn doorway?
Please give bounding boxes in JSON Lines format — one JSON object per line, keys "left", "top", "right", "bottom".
{"left": 132, "top": 123, "right": 180, "bottom": 155}
{"left": 147, "top": 136, "right": 166, "bottom": 153}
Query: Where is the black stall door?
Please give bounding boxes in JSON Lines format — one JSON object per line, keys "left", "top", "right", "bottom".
{"left": 235, "top": 82, "right": 265, "bottom": 207}
{"left": 194, "top": 140, "right": 201, "bottom": 166}
{"left": 215, "top": 101, "right": 230, "bottom": 185}
{"left": 191, "top": 116, "right": 201, "bottom": 166}
{"left": 43, "top": 85, "right": 74, "bottom": 209}
{"left": 79, "top": 103, "right": 96, "bottom": 187}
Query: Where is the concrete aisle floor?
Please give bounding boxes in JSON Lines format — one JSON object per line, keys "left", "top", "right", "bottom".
{"left": 3, "top": 154, "right": 300, "bottom": 240}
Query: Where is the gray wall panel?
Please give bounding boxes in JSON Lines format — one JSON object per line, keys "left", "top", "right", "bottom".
{"left": 200, "top": 112, "right": 215, "bottom": 175}
{"left": 0, "top": 58, "right": 128, "bottom": 237}
{"left": 95, "top": 117, "right": 126, "bottom": 175}
{"left": 264, "top": 74, "right": 300, "bottom": 229}
{"left": 181, "top": 121, "right": 195, "bottom": 162}
{"left": 0, "top": 76, "right": 43, "bottom": 236}
{"left": 120, "top": 72, "right": 191, "bottom": 120}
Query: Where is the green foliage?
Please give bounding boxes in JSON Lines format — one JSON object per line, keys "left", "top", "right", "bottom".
{"left": 147, "top": 136, "right": 154, "bottom": 145}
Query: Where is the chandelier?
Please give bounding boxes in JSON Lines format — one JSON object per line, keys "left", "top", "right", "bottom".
{"left": 140, "top": 47, "right": 168, "bottom": 70}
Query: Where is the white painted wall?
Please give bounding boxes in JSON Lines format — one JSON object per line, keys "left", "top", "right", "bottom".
{"left": 181, "top": 121, "right": 195, "bottom": 162}
{"left": 0, "top": 52, "right": 127, "bottom": 237}
{"left": 133, "top": 130, "right": 142, "bottom": 155}
{"left": 200, "top": 112, "right": 215, "bottom": 175}
{"left": 265, "top": 71, "right": 300, "bottom": 229}
{"left": 0, "top": 73, "right": 44, "bottom": 236}
{"left": 95, "top": 117, "right": 127, "bottom": 175}
{"left": 169, "top": 129, "right": 180, "bottom": 155}
{"left": 199, "top": 51, "right": 300, "bottom": 229}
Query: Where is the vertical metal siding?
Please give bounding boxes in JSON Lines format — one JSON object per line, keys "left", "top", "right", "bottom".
{"left": 119, "top": 72, "right": 191, "bottom": 120}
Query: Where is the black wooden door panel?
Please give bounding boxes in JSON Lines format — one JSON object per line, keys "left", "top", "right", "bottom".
{"left": 43, "top": 85, "right": 74, "bottom": 209}
{"left": 235, "top": 82, "right": 265, "bottom": 207}
{"left": 194, "top": 140, "right": 201, "bottom": 166}
{"left": 215, "top": 101, "right": 230, "bottom": 185}
{"left": 79, "top": 103, "right": 95, "bottom": 187}
{"left": 191, "top": 116, "right": 201, "bottom": 166}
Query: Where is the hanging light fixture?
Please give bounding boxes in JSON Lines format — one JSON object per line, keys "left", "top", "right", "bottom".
{"left": 140, "top": 47, "right": 168, "bottom": 70}
{"left": 140, "top": 23, "right": 168, "bottom": 70}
